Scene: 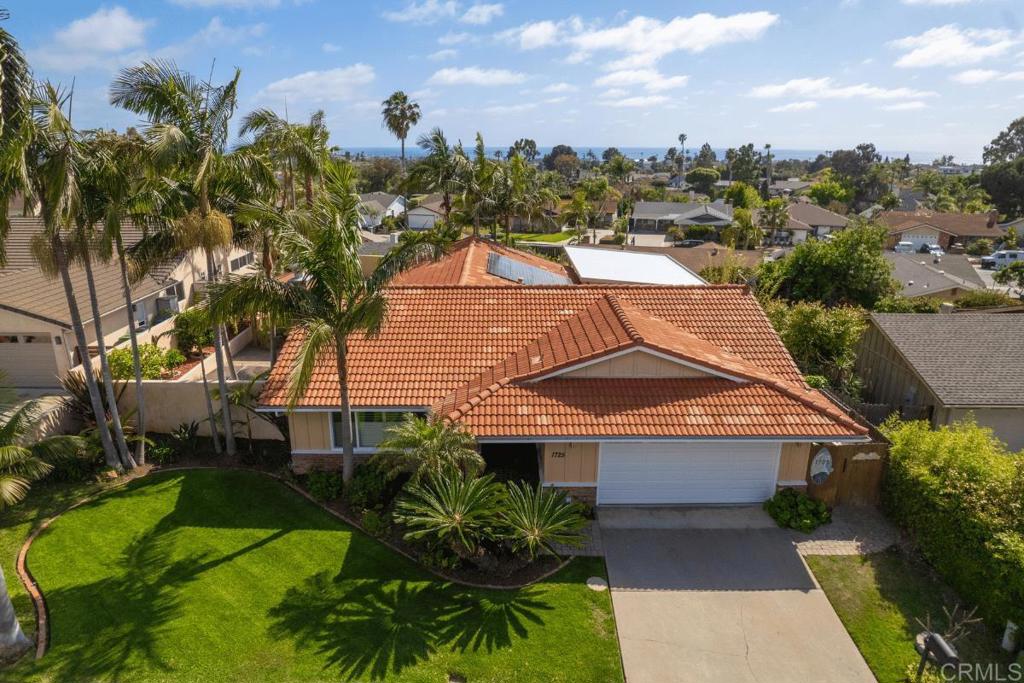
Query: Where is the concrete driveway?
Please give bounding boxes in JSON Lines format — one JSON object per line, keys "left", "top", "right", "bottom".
{"left": 603, "top": 528, "right": 875, "bottom": 683}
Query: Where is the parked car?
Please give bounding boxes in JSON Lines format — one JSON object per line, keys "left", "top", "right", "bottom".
{"left": 894, "top": 241, "right": 915, "bottom": 253}
{"left": 678, "top": 239, "right": 705, "bottom": 248}
{"left": 981, "top": 250, "right": 1021, "bottom": 270}
{"left": 927, "top": 244, "right": 945, "bottom": 257}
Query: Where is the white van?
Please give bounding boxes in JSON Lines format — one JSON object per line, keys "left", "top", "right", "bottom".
{"left": 981, "top": 250, "right": 1021, "bottom": 270}
{"left": 894, "top": 241, "right": 915, "bottom": 253}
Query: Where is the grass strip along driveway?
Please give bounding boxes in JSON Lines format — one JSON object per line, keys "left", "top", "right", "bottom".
{"left": 12, "top": 469, "right": 622, "bottom": 683}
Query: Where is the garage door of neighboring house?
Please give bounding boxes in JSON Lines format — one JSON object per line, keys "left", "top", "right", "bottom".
{"left": 0, "top": 333, "right": 60, "bottom": 387}
{"left": 597, "top": 441, "right": 781, "bottom": 505}
{"left": 902, "top": 231, "right": 938, "bottom": 249}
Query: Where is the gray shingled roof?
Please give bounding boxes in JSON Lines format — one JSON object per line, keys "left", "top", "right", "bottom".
{"left": 884, "top": 252, "right": 985, "bottom": 297}
{"left": 871, "top": 313, "right": 1024, "bottom": 406}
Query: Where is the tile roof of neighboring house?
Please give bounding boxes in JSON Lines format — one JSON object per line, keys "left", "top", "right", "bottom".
{"left": 599, "top": 243, "right": 763, "bottom": 272}
{"left": 787, "top": 202, "right": 849, "bottom": 228}
{"left": 260, "top": 286, "right": 864, "bottom": 439}
{"left": 870, "top": 313, "right": 1024, "bottom": 406}
{"left": 878, "top": 211, "right": 1005, "bottom": 239}
{"left": 884, "top": 252, "right": 984, "bottom": 298}
{"left": 392, "top": 237, "right": 572, "bottom": 286}
{"left": 0, "top": 217, "right": 178, "bottom": 327}
{"left": 631, "top": 201, "right": 734, "bottom": 222}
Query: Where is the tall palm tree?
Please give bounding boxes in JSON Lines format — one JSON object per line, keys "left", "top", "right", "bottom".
{"left": 111, "top": 60, "right": 243, "bottom": 456}
{"left": 725, "top": 148, "right": 737, "bottom": 183}
{"left": 561, "top": 190, "right": 594, "bottom": 242}
{"left": 677, "top": 133, "right": 687, "bottom": 174}
{"left": 759, "top": 197, "right": 789, "bottom": 245}
{"left": 22, "top": 83, "right": 122, "bottom": 470}
{"left": 380, "top": 91, "right": 421, "bottom": 173}
{"left": 764, "top": 143, "right": 773, "bottom": 187}
{"left": 454, "top": 133, "right": 493, "bottom": 238}
{"left": 207, "top": 162, "right": 431, "bottom": 480}
{"left": 239, "top": 108, "right": 329, "bottom": 209}
{"left": 410, "top": 127, "right": 460, "bottom": 222}
{"left": 0, "top": 15, "right": 31, "bottom": 263}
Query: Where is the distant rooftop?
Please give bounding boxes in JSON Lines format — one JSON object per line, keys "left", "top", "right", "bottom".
{"left": 563, "top": 245, "right": 705, "bottom": 285}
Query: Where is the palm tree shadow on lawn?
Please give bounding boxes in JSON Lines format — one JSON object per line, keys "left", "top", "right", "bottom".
{"left": 268, "top": 560, "right": 554, "bottom": 681}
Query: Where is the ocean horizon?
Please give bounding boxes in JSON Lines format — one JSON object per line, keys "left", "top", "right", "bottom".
{"left": 335, "top": 145, "right": 945, "bottom": 165}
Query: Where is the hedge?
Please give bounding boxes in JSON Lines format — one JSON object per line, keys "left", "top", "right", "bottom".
{"left": 882, "top": 418, "right": 1024, "bottom": 626}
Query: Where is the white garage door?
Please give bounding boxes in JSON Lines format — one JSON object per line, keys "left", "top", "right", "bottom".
{"left": 598, "top": 442, "right": 781, "bottom": 505}
{"left": 0, "top": 334, "right": 60, "bottom": 387}
{"left": 902, "top": 232, "right": 938, "bottom": 250}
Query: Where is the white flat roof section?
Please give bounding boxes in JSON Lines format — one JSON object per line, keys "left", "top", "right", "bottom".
{"left": 564, "top": 246, "right": 707, "bottom": 286}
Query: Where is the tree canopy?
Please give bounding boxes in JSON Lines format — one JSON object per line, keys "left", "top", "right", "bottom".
{"left": 983, "top": 116, "right": 1024, "bottom": 165}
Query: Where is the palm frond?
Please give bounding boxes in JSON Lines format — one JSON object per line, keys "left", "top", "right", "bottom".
{"left": 285, "top": 320, "right": 335, "bottom": 410}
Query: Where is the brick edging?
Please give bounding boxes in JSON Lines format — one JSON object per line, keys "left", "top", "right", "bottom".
{"left": 16, "top": 464, "right": 573, "bottom": 660}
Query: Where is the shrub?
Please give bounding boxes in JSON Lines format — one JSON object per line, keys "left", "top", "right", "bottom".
{"left": 684, "top": 224, "right": 716, "bottom": 241}
{"left": 966, "top": 239, "right": 993, "bottom": 256}
{"left": 306, "top": 468, "right": 344, "bottom": 502}
{"left": 147, "top": 444, "right": 176, "bottom": 465}
{"left": 873, "top": 294, "right": 941, "bottom": 313}
{"left": 46, "top": 445, "right": 104, "bottom": 482}
{"left": 500, "top": 482, "right": 586, "bottom": 559}
{"left": 955, "top": 289, "right": 1020, "bottom": 309}
{"left": 804, "top": 375, "right": 830, "bottom": 390}
{"left": 882, "top": 418, "right": 1024, "bottom": 626}
{"left": 763, "top": 488, "right": 831, "bottom": 532}
{"left": 239, "top": 439, "right": 292, "bottom": 470}
{"left": 361, "top": 509, "right": 389, "bottom": 537}
{"left": 343, "top": 460, "right": 397, "bottom": 510}
{"left": 174, "top": 306, "right": 214, "bottom": 355}
{"left": 168, "top": 421, "right": 199, "bottom": 456}
{"left": 108, "top": 344, "right": 184, "bottom": 380}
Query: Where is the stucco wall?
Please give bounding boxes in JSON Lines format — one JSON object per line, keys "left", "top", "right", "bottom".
{"left": 541, "top": 442, "right": 598, "bottom": 484}
{"left": 944, "top": 407, "right": 1024, "bottom": 451}
{"left": 562, "top": 351, "right": 709, "bottom": 378}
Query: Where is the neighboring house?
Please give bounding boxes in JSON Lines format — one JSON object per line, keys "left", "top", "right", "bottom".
{"left": 392, "top": 237, "right": 573, "bottom": 286}
{"left": 598, "top": 242, "right": 763, "bottom": 274}
{"left": 755, "top": 201, "right": 849, "bottom": 245}
{"left": 896, "top": 188, "right": 927, "bottom": 212}
{"left": 406, "top": 194, "right": 445, "bottom": 230}
{"left": 629, "top": 200, "right": 734, "bottom": 232}
{"left": 563, "top": 245, "right": 705, "bottom": 285}
{"left": 259, "top": 285, "right": 868, "bottom": 504}
{"left": 768, "top": 179, "right": 811, "bottom": 196}
{"left": 1002, "top": 217, "right": 1024, "bottom": 233}
{"left": 0, "top": 217, "right": 254, "bottom": 388}
{"left": 884, "top": 252, "right": 985, "bottom": 300}
{"left": 856, "top": 313, "right": 1024, "bottom": 450}
{"left": 878, "top": 210, "right": 1006, "bottom": 250}
{"left": 357, "top": 192, "right": 406, "bottom": 231}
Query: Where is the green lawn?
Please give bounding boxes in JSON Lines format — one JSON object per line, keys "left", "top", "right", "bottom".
{"left": 505, "top": 231, "right": 575, "bottom": 243}
{"left": 807, "top": 549, "right": 1010, "bottom": 683}
{"left": 7, "top": 470, "right": 622, "bottom": 682}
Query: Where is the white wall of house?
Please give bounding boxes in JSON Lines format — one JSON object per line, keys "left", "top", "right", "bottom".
{"left": 407, "top": 208, "right": 441, "bottom": 230}
{"left": 942, "top": 407, "right": 1024, "bottom": 451}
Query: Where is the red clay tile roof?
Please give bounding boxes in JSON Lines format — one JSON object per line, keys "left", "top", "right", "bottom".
{"left": 436, "top": 378, "right": 864, "bottom": 439}
{"left": 258, "top": 284, "right": 865, "bottom": 438}
{"left": 392, "top": 237, "right": 572, "bottom": 286}
{"left": 878, "top": 211, "right": 1005, "bottom": 239}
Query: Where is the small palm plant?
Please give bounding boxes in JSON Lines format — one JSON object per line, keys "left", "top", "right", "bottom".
{"left": 372, "top": 414, "right": 484, "bottom": 483}
{"left": 501, "top": 482, "right": 586, "bottom": 560}
{"left": 394, "top": 470, "right": 504, "bottom": 562}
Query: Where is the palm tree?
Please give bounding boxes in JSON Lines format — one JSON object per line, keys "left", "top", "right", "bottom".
{"left": 764, "top": 143, "right": 773, "bottom": 186}
{"left": 0, "top": 16, "right": 31, "bottom": 263}
{"left": 380, "top": 91, "right": 421, "bottom": 173}
{"left": 561, "top": 191, "right": 594, "bottom": 242}
{"left": 759, "top": 197, "right": 789, "bottom": 245}
{"left": 372, "top": 413, "right": 483, "bottom": 483}
{"left": 207, "top": 161, "right": 431, "bottom": 480}
{"left": 677, "top": 133, "right": 687, "bottom": 174}
{"left": 454, "top": 133, "right": 493, "bottom": 238}
{"left": 0, "top": 371, "right": 83, "bottom": 657}
{"left": 19, "top": 83, "right": 122, "bottom": 470}
{"left": 501, "top": 482, "right": 585, "bottom": 560}
{"left": 239, "top": 108, "right": 329, "bottom": 209}
{"left": 725, "top": 148, "right": 737, "bottom": 182}
{"left": 410, "top": 127, "right": 460, "bottom": 222}
{"left": 111, "top": 60, "right": 243, "bottom": 456}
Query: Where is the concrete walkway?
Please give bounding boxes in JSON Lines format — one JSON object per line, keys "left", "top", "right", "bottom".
{"left": 603, "top": 528, "right": 876, "bottom": 683}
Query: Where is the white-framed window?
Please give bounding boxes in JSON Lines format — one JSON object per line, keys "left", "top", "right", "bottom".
{"left": 229, "top": 252, "right": 255, "bottom": 272}
{"left": 330, "top": 410, "right": 427, "bottom": 450}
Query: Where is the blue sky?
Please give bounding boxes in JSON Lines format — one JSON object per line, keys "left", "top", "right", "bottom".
{"left": 7, "top": 0, "right": 1024, "bottom": 161}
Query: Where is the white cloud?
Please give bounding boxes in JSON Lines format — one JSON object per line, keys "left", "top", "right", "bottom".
{"left": 600, "top": 88, "right": 629, "bottom": 98}
{"left": 768, "top": 101, "right": 818, "bottom": 112}
{"left": 951, "top": 68, "right": 1024, "bottom": 83}
{"left": 599, "top": 94, "right": 671, "bottom": 108}
{"left": 460, "top": 3, "right": 503, "bottom": 25}
{"left": 891, "top": 25, "right": 1017, "bottom": 68}
{"left": 543, "top": 96, "right": 568, "bottom": 104}
{"left": 322, "top": 42, "right": 342, "bottom": 53}
{"left": 749, "top": 76, "right": 937, "bottom": 100}
{"left": 881, "top": 101, "right": 929, "bottom": 110}
{"left": 593, "top": 69, "right": 689, "bottom": 92}
{"left": 901, "top": 0, "right": 974, "bottom": 5}
{"left": 482, "top": 102, "right": 537, "bottom": 114}
{"left": 428, "top": 48, "right": 458, "bottom": 61}
{"left": 569, "top": 12, "right": 779, "bottom": 69}
{"left": 541, "top": 82, "right": 578, "bottom": 93}
{"left": 439, "top": 31, "right": 473, "bottom": 45}
{"left": 258, "top": 64, "right": 376, "bottom": 103}
{"left": 383, "top": 0, "right": 458, "bottom": 24}
{"left": 54, "top": 6, "right": 151, "bottom": 53}
{"left": 427, "top": 66, "right": 527, "bottom": 86}
{"left": 498, "top": 19, "right": 564, "bottom": 50}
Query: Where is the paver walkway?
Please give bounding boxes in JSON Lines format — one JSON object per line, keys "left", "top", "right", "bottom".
{"left": 791, "top": 504, "right": 899, "bottom": 556}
